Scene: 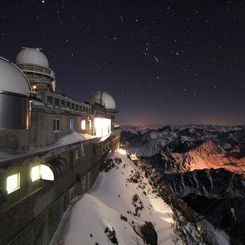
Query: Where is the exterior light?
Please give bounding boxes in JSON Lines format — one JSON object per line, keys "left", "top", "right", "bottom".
{"left": 117, "top": 148, "right": 127, "bottom": 155}
{"left": 32, "top": 85, "right": 37, "bottom": 91}
{"left": 6, "top": 173, "right": 20, "bottom": 194}
{"left": 130, "top": 153, "right": 138, "bottom": 160}
{"left": 31, "top": 165, "right": 41, "bottom": 182}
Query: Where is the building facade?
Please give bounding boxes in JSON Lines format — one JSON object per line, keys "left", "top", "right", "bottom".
{"left": 0, "top": 48, "right": 120, "bottom": 245}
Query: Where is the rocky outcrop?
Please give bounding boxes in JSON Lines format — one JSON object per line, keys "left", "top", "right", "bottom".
{"left": 140, "top": 222, "right": 158, "bottom": 245}
{"left": 161, "top": 169, "right": 245, "bottom": 244}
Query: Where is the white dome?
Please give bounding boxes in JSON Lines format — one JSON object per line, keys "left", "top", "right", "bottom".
{"left": 0, "top": 58, "right": 30, "bottom": 96}
{"left": 92, "top": 91, "right": 116, "bottom": 110}
{"left": 16, "top": 48, "right": 49, "bottom": 68}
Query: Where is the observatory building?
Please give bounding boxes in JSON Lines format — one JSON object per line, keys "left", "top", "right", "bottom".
{"left": 0, "top": 47, "right": 118, "bottom": 151}
{"left": 0, "top": 48, "right": 120, "bottom": 245}
{"left": 0, "top": 58, "right": 30, "bottom": 130}
{"left": 16, "top": 47, "right": 56, "bottom": 92}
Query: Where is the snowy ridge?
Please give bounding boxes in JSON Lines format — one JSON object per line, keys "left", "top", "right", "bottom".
{"left": 49, "top": 149, "right": 233, "bottom": 245}
{"left": 51, "top": 151, "right": 186, "bottom": 245}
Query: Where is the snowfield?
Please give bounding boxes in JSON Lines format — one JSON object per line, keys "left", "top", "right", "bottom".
{"left": 51, "top": 150, "right": 182, "bottom": 245}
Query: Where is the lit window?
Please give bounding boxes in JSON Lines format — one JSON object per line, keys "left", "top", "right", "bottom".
{"left": 81, "top": 120, "right": 86, "bottom": 130}
{"left": 30, "top": 164, "right": 54, "bottom": 182}
{"left": 94, "top": 118, "right": 111, "bottom": 137}
{"left": 88, "top": 120, "right": 92, "bottom": 129}
{"left": 41, "top": 165, "right": 54, "bottom": 181}
{"left": 6, "top": 173, "right": 20, "bottom": 194}
{"left": 53, "top": 118, "right": 60, "bottom": 132}
{"left": 31, "top": 166, "right": 41, "bottom": 182}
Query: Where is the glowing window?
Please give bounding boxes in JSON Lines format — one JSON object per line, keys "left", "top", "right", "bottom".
{"left": 31, "top": 165, "right": 41, "bottom": 182}
{"left": 94, "top": 118, "right": 111, "bottom": 137}
{"left": 31, "top": 164, "right": 54, "bottom": 182}
{"left": 41, "top": 165, "right": 54, "bottom": 181}
{"left": 88, "top": 120, "right": 92, "bottom": 129}
{"left": 6, "top": 173, "right": 20, "bottom": 194}
{"left": 81, "top": 120, "right": 86, "bottom": 130}
{"left": 117, "top": 148, "right": 127, "bottom": 155}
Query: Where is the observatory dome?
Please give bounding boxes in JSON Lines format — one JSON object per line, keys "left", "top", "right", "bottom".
{"left": 92, "top": 91, "right": 116, "bottom": 110}
{"left": 16, "top": 48, "right": 49, "bottom": 68}
{"left": 0, "top": 58, "right": 30, "bottom": 96}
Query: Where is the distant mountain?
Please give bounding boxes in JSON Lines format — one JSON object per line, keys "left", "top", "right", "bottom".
{"left": 121, "top": 125, "right": 245, "bottom": 173}
{"left": 121, "top": 125, "right": 245, "bottom": 244}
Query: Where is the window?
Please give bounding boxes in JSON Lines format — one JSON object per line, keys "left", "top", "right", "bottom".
{"left": 88, "top": 120, "right": 92, "bottom": 129}
{"left": 53, "top": 118, "right": 60, "bottom": 132}
{"left": 94, "top": 118, "right": 111, "bottom": 137}
{"left": 31, "top": 165, "right": 41, "bottom": 182}
{"left": 41, "top": 165, "right": 54, "bottom": 181}
{"left": 69, "top": 119, "right": 75, "bottom": 131}
{"left": 81, "top": 120, "right": 86, "bottom": 130}
{"left": 6, "top": 173, "right": 20, "bottom": 194}
{"left": 31, "top": 164, "right": 54, "bottom": 182}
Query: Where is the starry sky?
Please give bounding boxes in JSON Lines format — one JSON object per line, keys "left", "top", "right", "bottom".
{"left": 0, "top": 0, "right": 244, "bottom": 126}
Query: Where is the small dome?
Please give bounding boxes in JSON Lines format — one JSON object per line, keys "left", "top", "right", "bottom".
{"left": 0, "top": 58, "right": 30, "bottom": 96}
{"left": 92, "top": 91, "right": 116, "bottom": 110}
{"left": 16, "top": 47, "right": 49, "bottom": 68}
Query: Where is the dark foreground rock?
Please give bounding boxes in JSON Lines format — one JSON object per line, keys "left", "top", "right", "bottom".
{"left": 140, "top": 221, "right": 158, "bottom": 245}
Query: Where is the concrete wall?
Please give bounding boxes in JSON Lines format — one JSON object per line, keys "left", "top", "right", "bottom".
{"left": 0, "top": 129, "right": 30, "bottom": 153}
{"left": 30, "top": 106, "right": 93, "bottom": 147}
{"left": 0, "top": 130, "right": 120, "bottom": 245}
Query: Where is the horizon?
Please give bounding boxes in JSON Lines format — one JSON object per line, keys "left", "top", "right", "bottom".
{"left": 1, "top": 1, "right": 244, "bottom": 125}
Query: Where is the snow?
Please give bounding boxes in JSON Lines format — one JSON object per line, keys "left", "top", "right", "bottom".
{"left": 51, "top": 150, "right": 182, "bottom": 245}
{"left": 55, "top": 132, "right": 95, "bottom": 146}
{"left": 0, "top": 132, "right": 95, "bottom": 162}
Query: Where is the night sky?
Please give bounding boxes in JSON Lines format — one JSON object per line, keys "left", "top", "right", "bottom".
{"left": 0, "top": 0, "right": 244, "bottom": 126}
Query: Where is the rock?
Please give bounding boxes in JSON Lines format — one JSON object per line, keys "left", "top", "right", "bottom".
{"left": 140, "top": 221, "right": 158, "bottom": 245}
{"left": 104, "top": 227, "right": 118, "bottom": 244}
{"left": 120, "top": 214, "right": 128, "bottom": 222}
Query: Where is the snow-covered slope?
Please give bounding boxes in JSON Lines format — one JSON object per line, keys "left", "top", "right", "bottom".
{"left": 49, "top": 149, "right": 232, "bottom": 245}
{"left": 57, "top": 150, "right": 182, "bottom": 245}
